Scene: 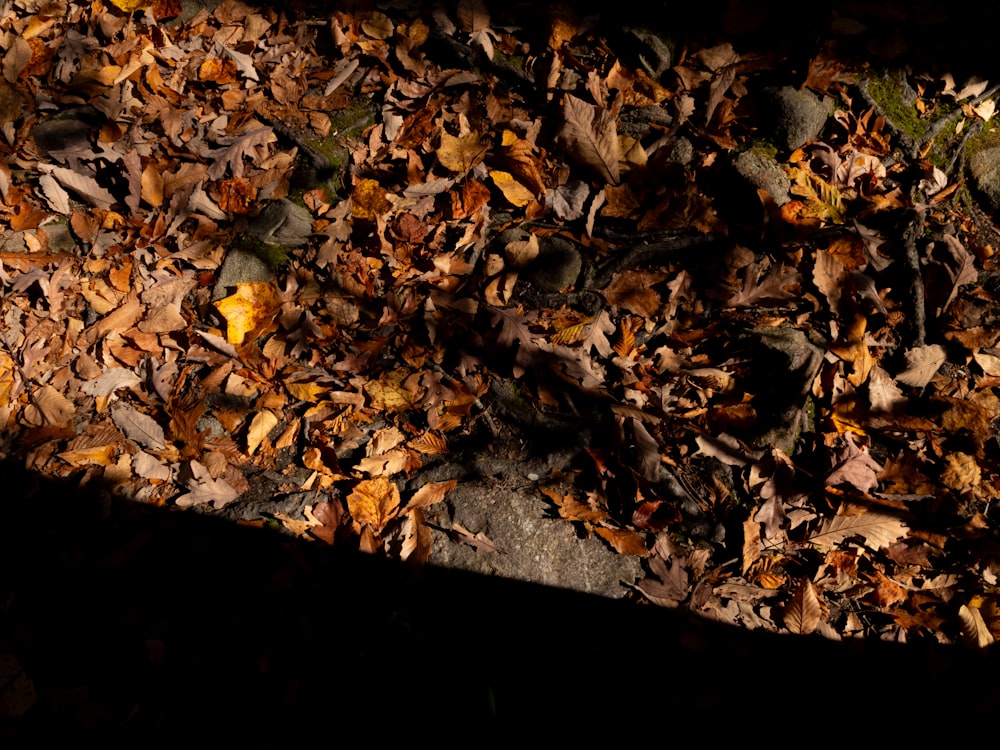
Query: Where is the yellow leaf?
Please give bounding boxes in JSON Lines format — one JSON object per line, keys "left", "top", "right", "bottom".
{"left": 594, "top": 527, "right": 649, "bottom": 556}
{"left": 490, "top": 170, "right": 535, "bottom": 207}
{"left": 363, "top": 370, "right": 417, "bottom": 412}
{"left": 58, "top": 444, "right": 117, "bottom": 467}
{"left": 351, "top": 178, "right": 392, "bottom": 221}
{"left": 438, "top": 132, "right": 486, "bottom": 172}
{"left": 283, "top": 379, "right": 326, "bottom": 402}
{"left": 347, "top": 476, "right": 401, "bottom": 533}
{"left": 407, "top": 479, "right": 457, "bottom": 510}
{"left": 214, "top": 282, "right": 281, "bottom": 345}
{"left": 409, "top": 431, "right": 448, "bottom": 455}
{"left": 828, "top": 314, "right": 873, "bottom": 387}
{"left": 199, "top": 57, "right": 238, "bottom": 85}
{"left": 108, "top": 0, "right": 153, "bottom": 12}
{"left": 361, "top": 11, "right": 394, "bottom": 39}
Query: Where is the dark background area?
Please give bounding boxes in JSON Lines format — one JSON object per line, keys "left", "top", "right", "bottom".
{"left": 2, "top": 457, "right": 999, "bottom": 743}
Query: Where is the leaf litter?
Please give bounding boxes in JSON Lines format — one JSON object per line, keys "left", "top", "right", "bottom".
{"left": 1, "top": 0, "right": 1000, "bottom": 648}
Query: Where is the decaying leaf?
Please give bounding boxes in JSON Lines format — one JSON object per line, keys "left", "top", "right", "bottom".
{"left": 347, "top": 476, "right": 401, "bottom": 534}
{"left": 175, "top": 460, "right": 240, "bottom": 509}
{"left": 807, "top": 503, "right": 908, "bottom": 551}
{"left": 782, "top": 579, "right": 824, "bottom": 635}
{"left": 556, "top": 94, "right": 620, "bottom": 184}
{"left": 896, "top": 344, "right": 947, "bottom": 389}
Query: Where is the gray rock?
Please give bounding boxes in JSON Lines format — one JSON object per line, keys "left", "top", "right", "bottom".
{"left": 969, "top": 147, "right": 1000, "bottom": 214}
{"left": 426, "top": 482, "right": 642, "bottom": 598}
{"left": 525, "top": 236, "right": 583, "bottom": 292}
{"left": 763, "top": 86, "right": 832, "bottom": 151}
{"left": 669, "top": 137, "right": 694, "bottom": 165}
{"left": 249, "top": 199, "right": 313, "bottom": 247}
{"left": 213, "top": 248, "right": 274, "bottom": 300}
{"left": 734, "top": 147, "right": 791, "bottom": 204}
{"left": 744, "top": 325, "right": 823, "bottom": 453}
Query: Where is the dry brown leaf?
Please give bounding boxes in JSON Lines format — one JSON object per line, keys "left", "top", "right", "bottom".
{"left": 808, "top": 503, "right": 908, "bottom": 551}
{"left": 451, "top": 522, "right": 497, "bottom": 553}
{"left": 407, "top": 479, "right": 457, "bottom": 510}
{"left": 782, "top": 579, "right": 823, "bottom": 635}
{"left": 595, "top": 526, "right": 649, "bottom": 556}
{"left": 557, "top": 94, "right": 620, "bottom": 184}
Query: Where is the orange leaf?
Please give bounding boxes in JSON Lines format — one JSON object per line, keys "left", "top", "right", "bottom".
{"left": 347, "top": 477, "right": 401, "bottom": 533}
{"left": 407, "top": 479, "right": 457, "bottom": 510}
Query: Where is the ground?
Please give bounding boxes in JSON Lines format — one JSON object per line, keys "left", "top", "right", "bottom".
{"left": 3, "top": 0, "right": 1000, "bottom": 738}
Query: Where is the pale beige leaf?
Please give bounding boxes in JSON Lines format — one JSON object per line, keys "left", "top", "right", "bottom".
{"left": 175, "top": 460, "right": 240, "bottom": 509}
{"left": 80, "top": 368, "right": 142, "bottom": 397}
{"left": 44, "top": 166, "right": 116, "bottom": 210}
{"left": 958, "top": 604, "right": 994, "bottom": 647}
{"left": 456, "top": 0, "right": 489, "bottom": 32}
{"left": 868, "top": 365, "right": 905, "bottom": 412}
{"left": 557, "top": 94, "right": 620, "bottom": 184}
{"left": 272, "top": 511, "right": 320, "bottom": 537}
{"left": 896, "top": 344, "right": 947, "bottom": 388}
{"left": 38, "top": 172, "right": 71, "bottom": 214}
{"left": 111, "top": 402, "right": 166, "bottom": 450}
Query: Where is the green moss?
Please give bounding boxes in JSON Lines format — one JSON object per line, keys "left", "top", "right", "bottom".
{"left": 966, "top": 124, "right": 1000, "bottom": 157}
{"left": 867, "top": 75, "right": 926, "bottom": 141}
{"left": 233, "top": 232, "right": 291, "bottom": 272}
{"left": 299, "top": 102, "right": 377, "bottom": 195}
{"left": 746, "top": 140, "right": 779, "bottom": 159}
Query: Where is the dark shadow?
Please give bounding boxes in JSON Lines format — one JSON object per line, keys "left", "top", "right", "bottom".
{"left": 3, "top": 459, "right": 999, "bottom": 744}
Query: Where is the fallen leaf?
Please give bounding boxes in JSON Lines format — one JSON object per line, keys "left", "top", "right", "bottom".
{"left": 175, "top": 460, "right": 240, "bottom": 509}
{"left": 896, "top": 344, "right": 947, "bottom": 389}
{"left": 782, "top": 579, "right": 823, "bottom": 635}
{"left": 808, "top": 503, "right": 908, "bottom": 551}
{"left": 958, "top": 604, "right": 995, "bottom": 647}
{"left": 556, "top": 94, "right": 620, "bottom": 184}
{"left": 214, "top": 282, "right": 281, "bottom": 345}
{"left": 347, "top": 476, "right": 401, "bottom": 534}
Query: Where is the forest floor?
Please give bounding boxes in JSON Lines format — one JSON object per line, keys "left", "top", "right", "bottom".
{"left": 4, "top": 0, "right": 1000, "bottom": 737}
